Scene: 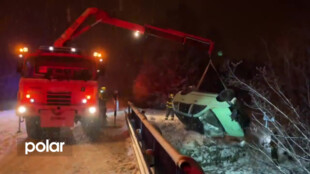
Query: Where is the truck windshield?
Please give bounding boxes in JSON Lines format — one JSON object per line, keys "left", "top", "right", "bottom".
{"left": 23, "top": 55, "right": 96, "bottom": 80}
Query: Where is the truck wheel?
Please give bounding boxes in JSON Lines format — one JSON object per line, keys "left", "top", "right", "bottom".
{"left": 25, "top": 117, "right": 42, "bottom": 140}
{"left": 81, "top": 117, "right": 101, "bottom": 141}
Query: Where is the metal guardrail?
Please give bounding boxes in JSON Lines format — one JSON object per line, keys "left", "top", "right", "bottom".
{"left": 125, "top": 102, "right": 204, "bottom": 174}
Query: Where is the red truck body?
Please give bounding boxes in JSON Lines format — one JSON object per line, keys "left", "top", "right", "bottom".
{"left": 16, "top": 50, "right": 100, "bottom": 128}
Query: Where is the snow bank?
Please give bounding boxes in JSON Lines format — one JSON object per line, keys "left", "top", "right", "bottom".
{"left": 145, "top": 109, "right": 304, "bottom": 174}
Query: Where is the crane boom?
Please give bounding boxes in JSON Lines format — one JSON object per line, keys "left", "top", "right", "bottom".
{"left": 54, "top": 7, "right": 214, "bottom": 55}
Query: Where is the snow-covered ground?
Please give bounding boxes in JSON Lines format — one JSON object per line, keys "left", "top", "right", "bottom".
{"left": 0, "top": 109, "right": 139, "bottom": 174}
{"left": 144, "top": 109, "right": 304, "bottom": 174}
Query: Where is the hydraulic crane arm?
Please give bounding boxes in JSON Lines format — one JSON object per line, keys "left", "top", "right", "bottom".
{"left": 54, "top": 7, "right": 214, "bottom": 55}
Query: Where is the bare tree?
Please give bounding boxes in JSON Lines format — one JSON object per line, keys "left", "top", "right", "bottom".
{"left": 225, "top": 61, "right": 310, "bottom": 174}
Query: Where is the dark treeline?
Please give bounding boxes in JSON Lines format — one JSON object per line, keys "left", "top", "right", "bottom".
{"left": 0, "top": 0, "right": 309, "bottom": 109}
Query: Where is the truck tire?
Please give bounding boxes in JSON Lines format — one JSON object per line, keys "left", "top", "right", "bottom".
{"left": 25, "top": 117, "right": 42, "bottom": 140}
{"left": 81, "top": 117, "right": 101, "bottom": 141}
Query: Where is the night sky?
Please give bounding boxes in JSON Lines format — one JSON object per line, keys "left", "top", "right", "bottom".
{"left": 1, "top": 0, "right": 310, "bottom": 108}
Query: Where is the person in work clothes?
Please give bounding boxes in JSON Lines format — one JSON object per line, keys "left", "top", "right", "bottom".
{"left": 165, "top": 93, "right": 174, "bottom": 120}
{"left": 113, "top": 90, "right": 119, "bottom": 126}
{"left": 99, "top": 86, "right": 108, "bottom": 125}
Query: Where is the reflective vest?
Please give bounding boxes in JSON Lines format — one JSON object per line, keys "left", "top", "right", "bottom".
{"left": 166, "top": 98, "right": 173, "bottom": 109}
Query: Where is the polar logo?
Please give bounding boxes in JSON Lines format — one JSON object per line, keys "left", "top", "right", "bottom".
{"left": 25, "top": 140, "right": 65, "bottom": 155}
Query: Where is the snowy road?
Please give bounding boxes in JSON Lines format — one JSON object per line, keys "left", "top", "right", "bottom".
{"left": 0, "top": 110, "right": 139, "bottom": 174}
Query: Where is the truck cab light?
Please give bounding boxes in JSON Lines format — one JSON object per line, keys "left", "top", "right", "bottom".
{"left": 26, "top": 94, "right": 31, "bottom": 99}
{"left": 19, "top": 47, "right": 28, "bottom": 53}
{"left": 86, "top": 95, "right": 91, "bottom": 100}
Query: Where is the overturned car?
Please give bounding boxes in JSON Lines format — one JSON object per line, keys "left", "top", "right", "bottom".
{"left": 173, "top": 88, "right": 248, "bottom": 138}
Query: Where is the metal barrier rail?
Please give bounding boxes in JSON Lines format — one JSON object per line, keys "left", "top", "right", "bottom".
{"left": 126, "top": 101, "right": 204, "bottom": 174}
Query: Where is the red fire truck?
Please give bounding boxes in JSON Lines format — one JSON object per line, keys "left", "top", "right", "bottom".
{"left": 16, "top": 46, "right": 104, "bottom": 139}
{"left": 16, "top": 8, "right": 214, "bottom": 139}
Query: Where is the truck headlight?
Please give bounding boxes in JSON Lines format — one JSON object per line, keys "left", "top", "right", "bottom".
{"left": 88, "top": 107, "right": 96, "bottom": 114}
{"left": 18, "top": 106, "right": 27, "bottom": 114}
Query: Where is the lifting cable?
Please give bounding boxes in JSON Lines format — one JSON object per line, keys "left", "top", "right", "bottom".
{"left": 196, "top": 59, "right": 227, "bottom": 90}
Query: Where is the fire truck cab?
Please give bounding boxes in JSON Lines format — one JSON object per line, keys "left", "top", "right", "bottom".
{"left": 16, "top": 46, "right": 103, "bottom": 139}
